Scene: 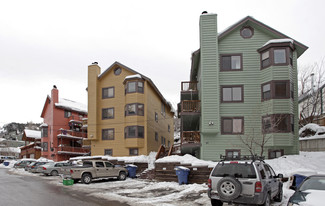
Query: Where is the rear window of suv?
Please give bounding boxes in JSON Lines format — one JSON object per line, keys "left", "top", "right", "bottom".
{"left": 212, "top": 163, "right": 257, "bottom": 178}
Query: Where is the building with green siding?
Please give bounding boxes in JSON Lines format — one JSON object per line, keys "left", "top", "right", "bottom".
{"left": 178, "top": 14, "right": 308, "bottom": 161}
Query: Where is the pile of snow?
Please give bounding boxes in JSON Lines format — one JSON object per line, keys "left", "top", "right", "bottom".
{"left": 0, "top": 160, "right": 17, "bottom": 168}
{"left": 156, "top": 154, "right": 217, "bottom": 168}
{"left": 299, "top": 123, "right": 325, "bottom": 140}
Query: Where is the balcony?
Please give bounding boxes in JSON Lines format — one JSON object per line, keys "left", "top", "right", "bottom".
{"left": 181, "top": 82, "right": 198, "bottom": 100}
{"left": 180, "top": 100, "right": 201, "bottom": 113}
{"left": 181, "top": 81, "right": 198, "bottom": 92}
{"left": 57, "top": 129, "right": 87, "bottom": 140}
{"left": 57, "top": 145, "right": 90, "bottom": 155}
{"left": 182, "top": 131, "right": 200, "bottom": 144}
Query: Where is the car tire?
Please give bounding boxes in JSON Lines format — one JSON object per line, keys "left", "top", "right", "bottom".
{"left": 262, "top": 193, "right": 271, "bottom": 206}
{"left": 81, "top": 173, "right": 92, "bottom": 184}
{"left": 211, "top": 199, "right": 223, "bottom": 206}
{"left": 274, "top": 186, "right": 283, "bottom": 202}
{"left": 50, "top": 170, "right": 58, "bottom": 176}
{"left": 216, "top": 176, "right": 242, "bottom": 201}
{"left": 118, "top": 171, "right": 126, "bottom": 181}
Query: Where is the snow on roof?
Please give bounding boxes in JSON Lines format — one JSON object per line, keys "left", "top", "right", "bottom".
{"left": 125, "top": 74, "right": 142, "bottom": 80}
{"left": 39, "top": 123, "right": 48, "bottom": 127}
{"left": 55, "top": 98, "right": 87, "bottom": 114}
{"left": 0, "top": 147, "right": 21, "bottom": 153}
{"left": 24, "top": 129, "right": 41, "bottom": 139}
{"left": 262, "top": 38, "right": 293, "bottom": 47}
{"left": 299, "top": 123, "right": 325, "bottom": 135}
{"left": 155, "top": 154, "right": 217, "bottom": 168}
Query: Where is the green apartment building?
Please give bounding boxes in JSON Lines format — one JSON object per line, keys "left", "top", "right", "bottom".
{"left": 178, "top": 14, "right": 308, "bottom": 161}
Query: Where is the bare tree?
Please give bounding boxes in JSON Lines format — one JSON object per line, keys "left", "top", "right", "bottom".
{"left": 298, "top": 58, "right": 325, "bottom": 126}
{"left": 236, "top": 114, "right": 290, "bottom": 157}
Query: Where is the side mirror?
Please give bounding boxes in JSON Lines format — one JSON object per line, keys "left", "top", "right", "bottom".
{"left": 278, "top": 173, "right": 284, "bottom": 178}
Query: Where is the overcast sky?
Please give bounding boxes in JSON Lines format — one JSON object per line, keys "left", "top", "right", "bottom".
{"left": 0, "top": 0, "right": 324, "bottom": 125}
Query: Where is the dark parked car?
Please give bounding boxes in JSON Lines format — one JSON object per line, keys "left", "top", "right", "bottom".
{"left": 287, "top": 175, "right": 325, "bottom": 206}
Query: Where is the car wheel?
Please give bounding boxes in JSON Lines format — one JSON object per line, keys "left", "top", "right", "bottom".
{"left": 81, "top": 173, "right": 92, "bottom": 184}
{"left": 50, "top": 170, "right": 58, "bottom": 176}
{"left": 216, "top": 176, "right": 242, "bottom": 201}
{"left": 211, "top": 199, "right": 223, "bottom": 206}
{"left": 274, "top": 185, "right": 283, "bottom": 202}
{"left": 262, "top": 193, "right": 271, "bottom": 206}
{"left": 118, "top": 171, "right": 126, "bottom": 180}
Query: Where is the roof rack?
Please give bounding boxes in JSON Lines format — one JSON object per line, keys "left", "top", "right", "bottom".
{"left": 220, "top": 154, "right": 265, "bottom": 162}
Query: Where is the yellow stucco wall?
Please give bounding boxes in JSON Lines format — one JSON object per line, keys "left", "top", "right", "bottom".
{"left": 88, "top": 63, "right": 174, "bottom": 156}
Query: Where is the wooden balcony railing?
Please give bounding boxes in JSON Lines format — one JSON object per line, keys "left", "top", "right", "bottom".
{"left": 181, "top": 100, "right": 201, "bottom": 113}
{"left": 57, "top": 129, "right": 87, "bottom": 139}
{"left": 182, "top": 131, "right": 200, "bottom": 144}
{"left": 57, "top": 146, "right": 89, "bottom": 153}
{"left": 181, "top": 81, "right": 198, "bottom": 92}
{"left": 68, "top": 115, "right": 84, "bottom": 122}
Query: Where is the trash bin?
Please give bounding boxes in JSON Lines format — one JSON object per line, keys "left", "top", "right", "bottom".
{"left": 126, "top": 164, "right": 138, "bottom": 178}
{"left": 294, "top": 174, "right": 307, "bottom": 187}
{"left": 63, "top": 178, "right": 74, "bottom": 186}
{"left": 3, "top": 161, "right": 9, "bottom": 166}
{"left": 175, "top": 166, "right": 190, "bottom": 185}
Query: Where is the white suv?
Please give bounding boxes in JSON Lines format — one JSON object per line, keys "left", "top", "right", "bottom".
{"left": 208, "top": 157, "right": 283, "bottom": 206}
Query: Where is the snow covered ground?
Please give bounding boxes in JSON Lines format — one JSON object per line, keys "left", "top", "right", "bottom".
{"left": 2, "top": 152, "right": 325, "bottom": 206}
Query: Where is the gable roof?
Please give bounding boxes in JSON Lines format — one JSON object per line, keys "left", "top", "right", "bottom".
{"left": 218, "top": 16, "right": 308, "bottom": 58}
{"left": 22, "top": 129, "right": 41, "bottom": 141}
{"left": 40, "top": 95, "right": 51, "bottom": 118}
{"left": 191, "top": 16, "right": 308, "bottom": 81}
{"left": 99, "top": 61, "right": 175, "bottom": 114}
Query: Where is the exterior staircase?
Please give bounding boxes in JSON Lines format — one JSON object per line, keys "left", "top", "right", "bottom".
{"left": 155, "top": 143, "right": 181, "bottom": 160}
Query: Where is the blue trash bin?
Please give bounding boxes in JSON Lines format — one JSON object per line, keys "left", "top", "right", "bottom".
{"left": 175, "top": 166, "right": 190, "bottom": 185}
{"left": 126, "top": 164, "right": 138, "bottom": 178}
{"left": 3, "top": 161, "right": 9, "bottom": 166}
{"left": 294, "top": 174, "right": 307, "bottom": 188}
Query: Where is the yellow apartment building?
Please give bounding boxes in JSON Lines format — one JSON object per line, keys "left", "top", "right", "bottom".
{"left": 87, "top": 62, "right": 174, "bottom": 156}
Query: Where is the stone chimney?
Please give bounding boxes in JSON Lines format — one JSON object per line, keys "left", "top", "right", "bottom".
{"left": 51, "top": 85, "right": 59, "bottom": 104}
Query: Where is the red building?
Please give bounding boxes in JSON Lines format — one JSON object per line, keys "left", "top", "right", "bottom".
{"left": 40, "top": 86, "right": 89, "bottom": 161}
{"left": 20, "top": 129, "right": 42, "bottom": 159}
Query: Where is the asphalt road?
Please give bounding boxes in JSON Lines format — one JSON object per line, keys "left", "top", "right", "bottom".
{"left": 0, "top": 168, "right": 129, "bottom": 206}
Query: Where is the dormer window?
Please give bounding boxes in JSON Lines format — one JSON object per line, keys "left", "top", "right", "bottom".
{"left": 125, "top": 81, "right": 144, "bottom": 94}
{"left": 258, "top": 39, "right": 294, "bottom": 69}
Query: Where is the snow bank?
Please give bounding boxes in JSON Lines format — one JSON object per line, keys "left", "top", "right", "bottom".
{"left": 299, "top": 123, "right": 325, "bottom": 140}
{"left": 155, "top": 154, "right": 217, "bottom": 168}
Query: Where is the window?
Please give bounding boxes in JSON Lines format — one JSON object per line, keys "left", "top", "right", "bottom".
{"left": 240, "top": 27, "right": 254, "bottom": 38}
{"left": 125, "top": 103, "right": 144, "bottom": 116}
{"left": 221, "top": 54, "right": 242, "bottom": 71}
{"left": 41, "top": 127, "right": 48, "bottom": 138}
{"left": 274, "top": 49, "right": 286, "bottom": 64}
{"left": 221, "top": 85, "right": 243, "bottom": 102}
{"left": 262, "top": 114, "right": 293, "bottom": 133}
{"left": 129, "top": 148, "right": 138, "bottom": 156}
{"left": 42, "top": 142, "right": 48, "bottom": 152}
{"left": 155, "top": 112, "right": 158, "bottom": 122}
{"left": 226, "top": 149, "right": 240, "bottom": 159}
{"left": 102, "top": 87, "right": 114, "bottom": 99}
{"left": 126, "top": 81, "right": 144, "bottom": 93}
{"left": 102, "top": 129, "right": 114, "bottom": 140}
{"left": 161, "top": 102, "right": 166, "bottom": 116}
{"left": 64, "top": 110, "right": 71, "bottom": 118}
{"left": 261, "top": 80, "right": 291, "bottom": 101}
{"left": 259, "top": 46, "right": 293, "bottom": 69}
{"left": 221, "top": 117, "right": 244, "bottom": 134}
{"left": 95, "top": 162, "right": 105, "bottom": 167}
{"left": 268, "top": 149, "right": 284, "bottom": 159}
{"left": 262, "top": 51, "right": 270, "bottom": 68}
{"left": 104, "top": 149, "right": 113, "bottom": 156}
{"left": 125, "top": 126, "right": 144, "bottom": 138}
{"left": 114, "top": 67, "right": 121, "bottom": 75}
{"left": 155, "top": 132, "right": 158, "bottom": 141}
{"left": 102, "top": 108, "right": 114, "bottom": 119}
{"left": 105, "top": 162, "right": 114, "bottom": 167}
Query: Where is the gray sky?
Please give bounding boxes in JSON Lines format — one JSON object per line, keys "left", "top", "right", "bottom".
{"left": 0, "top": 0, "right": 324, "bottom": 125}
